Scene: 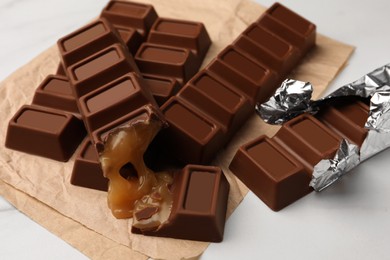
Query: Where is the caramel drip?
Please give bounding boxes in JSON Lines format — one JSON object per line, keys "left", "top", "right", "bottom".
{"left": 99, "top": 118, "right": 170, "bottom": 219}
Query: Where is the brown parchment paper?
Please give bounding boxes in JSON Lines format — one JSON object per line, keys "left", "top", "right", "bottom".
{"left": 0, "top": 0, "right": 354, "bottom": 259}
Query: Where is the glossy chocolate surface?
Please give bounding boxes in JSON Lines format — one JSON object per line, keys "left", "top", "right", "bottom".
{"left": 158, "top": 2, "right": 316, "bottom": 164}
{"left": 32, "top": 74, "right": 79, "bottom": 116}
{"left": 132, "top": 165, "right": 229, "bottom": 242}
{"left": 100, "top": 0, "right": 158, "bottom": 38}
{"left": 5, "top": 105, "right": 86, "bottom": 161}
{"left": 229, "top": 98, "right": 369, "bottom": 211}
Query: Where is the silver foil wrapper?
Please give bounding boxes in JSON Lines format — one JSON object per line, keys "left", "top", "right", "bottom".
{"left": 256, "top": 63, "right": 390, "bottom": 191}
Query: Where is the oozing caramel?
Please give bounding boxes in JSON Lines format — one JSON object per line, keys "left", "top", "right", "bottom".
{"left": 99, "top": 115, "right": 171, "bottom": 220}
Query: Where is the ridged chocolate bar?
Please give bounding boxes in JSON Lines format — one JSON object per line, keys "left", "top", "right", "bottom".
{"left": 158, "top": 2, "right": 316, "bottom": 164}
{"left": 132, "top": 165, "right": 229, "bottom": 242}
{"left": 229, "top": 98, "right": 369, "bottom": 211}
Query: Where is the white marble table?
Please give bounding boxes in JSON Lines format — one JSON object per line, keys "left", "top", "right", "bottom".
{"left": 1, "top": 0, "right": 390, "bottom": 259}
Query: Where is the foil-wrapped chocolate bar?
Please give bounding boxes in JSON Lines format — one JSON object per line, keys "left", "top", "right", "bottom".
{"left": 230, "top": 63, "right": 390, "bottom": 211}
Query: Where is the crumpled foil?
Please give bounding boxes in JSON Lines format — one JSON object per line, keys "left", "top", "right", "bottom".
{"left": 256, "top": 64, "right": 390, "bottom": 191}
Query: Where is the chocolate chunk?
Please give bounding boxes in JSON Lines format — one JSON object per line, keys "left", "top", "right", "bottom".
{"left": 5, "top": 105, "right": 86, "bottom": 161}
{"left": 132, "top": 165, "right": 230, "bottom": 242}
{"left": 71, "top": 139, "right": 108, "bottom": 191}
{"left": 100, "top": 0, "right": 158, "bottom": 38}
{"left": 32, "top": 74, "right": 79, "bottom": 116}
{"left": 142, "top": 74, "right": 180, "bottom": 106}
{"left": 229, "top": 98, "right": 369, "bottom": 211}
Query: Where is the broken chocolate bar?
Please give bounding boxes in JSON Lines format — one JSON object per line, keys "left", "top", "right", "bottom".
{"left": 132, "top": 164, "right": 229, "bottom": 242}
{"left": 158, "top": 2, "right": 316, "bottom": 164}
{"left": 229, "top": 98, "right": 369, "bottom": 211}
{"left": 5, "top": 105, "right": 86, "bottom": 161}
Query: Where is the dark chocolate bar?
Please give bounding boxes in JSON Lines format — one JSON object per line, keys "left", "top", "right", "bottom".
{"left": 71, "top": 139, "right": 108, "bottom": 192}
{"left": 157, "top": 2, "right": 316, "bottom": 164}
{"left": 132, "top": 165, "right": 229, "bottom": 242}
{"left": 5, "top": 105, "right": 86, "bottom": 161}
{"left": 229, "top": 98, "right": 369, "bottom": 211}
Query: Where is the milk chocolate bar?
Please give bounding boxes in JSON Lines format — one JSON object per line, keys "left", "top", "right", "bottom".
{"left": 5, "top": 105, "right": 86, "bottom": 161}
{"left": 158, "top": 2, "right": 316, "bottom": 164}
{"left": 71, "top": 139, "right": 108, "bottom": 191}
{"left": 229, "top": 98, "right": 369, "bottom": 211}
{"left": 132, "top": 165, "right": 229, "bottom": 242}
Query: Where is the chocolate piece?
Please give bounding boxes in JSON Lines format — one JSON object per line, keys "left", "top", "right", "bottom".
{"left": 67, "top": 43, "right": 139, "bottom": 98}
{"left": 147, "top": 18, "right": 211, "bottom": 67}
{"left": 56, "top": 63, "right": 66, "bottom": 76}
{"left": 58, "top": 18, "right": 123, "bottom": 68}
{"left": 135, "top": 43, "right": 197, "bottom": 84}
{"left": 71, "top": 139, "right": 108, "bottom": 192}
{"left": 100, "top": 0, "right": 158, "bottom": 38}
{"left": 229, "top": 98, "right": 369, "bottom": 211}
{"left": 158, "top": 2, "right": 316, "bottom": 164}
{"left": 32, "top": 74, "right": 79, "bottom": 115}
{"left": 78, "top": 72, "right": 156, "bottom": 132}
{"left": 5, "top": 105, "right": 86, "bottom": 161}
{"left": 258, "top": 3, "right": 316, "bottom": 54}
{"left": 132, "top": 165, "right": 229, "bottom": 242}
{"left": 142, "top": 74, "right": 180, "bottom": 106}
{"left": 113, "top": 25, "right": 143, "bottom": 54}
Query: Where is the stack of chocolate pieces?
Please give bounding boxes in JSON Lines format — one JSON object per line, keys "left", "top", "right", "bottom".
{"left": 229, "top": 97, "right": 369, "bottom": 211}
{"left": 5, "top": 1, "right": 318, "bottom": 242}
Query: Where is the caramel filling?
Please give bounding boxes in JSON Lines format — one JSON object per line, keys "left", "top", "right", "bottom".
{"left": 100, "top": 117, "right": 172, "bottom": 222}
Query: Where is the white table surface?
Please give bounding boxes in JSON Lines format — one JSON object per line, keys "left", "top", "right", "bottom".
{"left": 1, "top": 0, "right": 390, "bottom": 259}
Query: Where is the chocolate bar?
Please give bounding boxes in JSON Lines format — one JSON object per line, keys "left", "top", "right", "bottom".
{"left": 5, "top": 105, "right": 86, "bottom": 161}
{"left": 71, "top": 139, "right": 108, "bottom": 192}
{"left": 229, "top": 98, "right": 369, "bottom": 211}
{"left": 158, "top": 2, "right": 316, "bottom": 164}
{"left": 132, "top": 165, "right": 229, "bottom": 242}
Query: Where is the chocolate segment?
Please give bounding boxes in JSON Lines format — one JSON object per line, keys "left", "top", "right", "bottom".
{"left": 58, "top": 18, "right": 122, "bottom": 68}
{"left": 158, "top": 2, "right": 316, "bottom": 164}
{"left": 32, "top": 74, "right": 79, "bottom": 115}
{"left": 5, "top": 105, "right": 86, "bottom": 161}
{"left": 142, "top": 74, "right": 180, "bottom": 106}
{"left": 100, "top": 0, "right": 158, "bottom": 38}
{"left": 148, "top": 18, "right": 211, "bottom": 67}
{"left": 229, "top": 98, "right": 369, "bottom": 211}
{"left": 135, "top": 43, "right": 197, "bottom": 84}
{"left": 132, "top": 165, "right": 230, "bottom": 242}
{"left": 71, "top": 139, "right": 108, "bottom": 191}
{"left": 67, "top": 43, "right": 139, "bottom": 97}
